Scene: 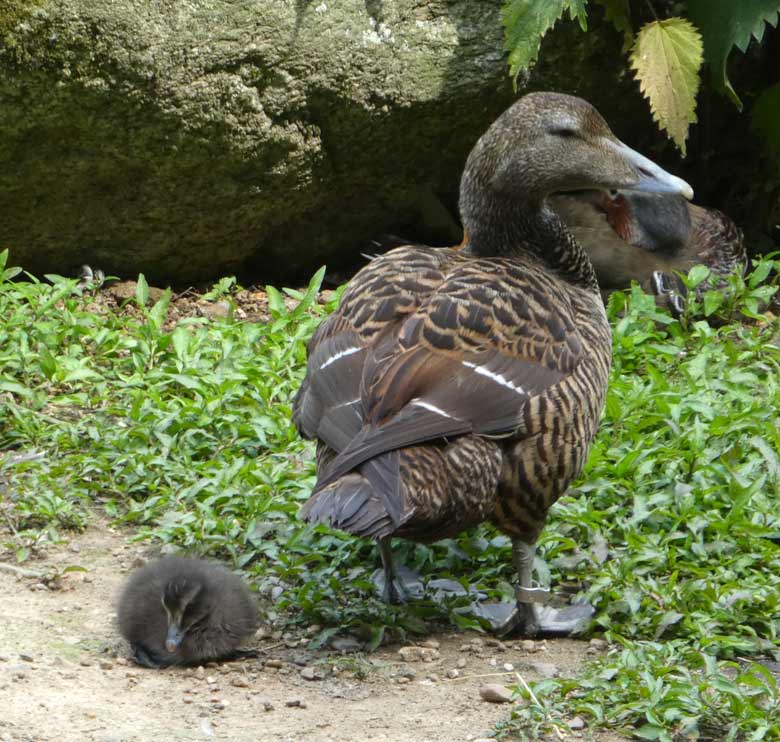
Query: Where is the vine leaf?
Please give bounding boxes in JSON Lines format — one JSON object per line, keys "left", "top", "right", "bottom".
{"left": 593, "top": 0, "right": 633, "bottom": 51}
{"left": 502, "top": 0, "right": 589, "bottom": 85}
{"left": 688, "top": 0, "right": 780, "bottom": 110}
{"left": 630, "top": 18, "right": 703, "bottom": 156}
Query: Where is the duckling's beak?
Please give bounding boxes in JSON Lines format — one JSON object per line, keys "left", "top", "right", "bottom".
{"left": 165, "top": 622, "right": 185, "bottom": 653}
{"left": 606, "top": 139, "right": 694, "bottom": 200}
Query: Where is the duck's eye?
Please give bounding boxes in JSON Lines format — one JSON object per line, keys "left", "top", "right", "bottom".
{"left": 552, "top": 127, "right": 579, "bottom": 139}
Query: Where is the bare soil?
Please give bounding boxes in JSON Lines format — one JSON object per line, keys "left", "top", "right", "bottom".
{"left": 0, "top": 521, "right": 627, "bottom": 742}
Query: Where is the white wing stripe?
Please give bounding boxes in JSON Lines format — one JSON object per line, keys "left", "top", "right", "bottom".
{"left": 320, "top": 347, "right": 361, "bottom": 370}
{"left": 413, "top": 399, "right": 455, "bottom": 419}
{"left": 461, "top": 361, "right": 526, "bottom": 395}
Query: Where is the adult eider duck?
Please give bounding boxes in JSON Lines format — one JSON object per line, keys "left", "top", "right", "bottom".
{"left": 551, "top": 190, "right": 746, "bottom": 314}
{"left": 117, "top": 557, "right": 258, "bottom": 668}
{"left": 293, "top": 92, "right": 692, "bottom": 636}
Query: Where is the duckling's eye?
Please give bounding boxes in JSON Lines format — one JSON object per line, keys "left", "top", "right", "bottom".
{"left": 552, "top": 127, "right": 579, "bottom": 139}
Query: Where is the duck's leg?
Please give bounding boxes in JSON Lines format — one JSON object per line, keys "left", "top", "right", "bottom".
{"left": 483, "top": 539, "right": 594, "bottom": 637}
{"left": 373, "top": 537, "right": 424, "bottom": 604}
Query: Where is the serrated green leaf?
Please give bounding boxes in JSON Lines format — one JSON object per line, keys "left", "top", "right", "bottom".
{"left": 502, "top": 0, "right": 589, "bottom": 84}
{"left": 688, "top": 0, "right": 780, "bottom": 109}
{"left": 593, "top": 0, "right": 633, "bottom": 51}
{"left": 751, "top": 84, "right": 780, "bottom": 162}
{"left": 630, "top": 18, "right": 703, "bottom": 155}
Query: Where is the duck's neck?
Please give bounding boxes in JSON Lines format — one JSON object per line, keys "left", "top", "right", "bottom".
{"left": 459, "top": 176, "right": 599, "bottom": 293}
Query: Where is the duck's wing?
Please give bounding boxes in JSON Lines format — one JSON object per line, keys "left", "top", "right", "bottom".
{"left": 312, "top": 254, "right": 588, "bottom": 495}
{"left": 292, "top": 245, "right": 453, "bottom": 454}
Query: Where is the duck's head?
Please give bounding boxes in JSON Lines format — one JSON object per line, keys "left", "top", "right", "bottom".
{"left": 462, "top": 92, "right": 693, "bottom": 211}
{"left": 161, "top": 577, "right": 207, "bottom": 653}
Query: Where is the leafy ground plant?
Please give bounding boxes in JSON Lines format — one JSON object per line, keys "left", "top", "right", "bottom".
{"left": 2, "top": 247, "right": 780, "bottom": 736}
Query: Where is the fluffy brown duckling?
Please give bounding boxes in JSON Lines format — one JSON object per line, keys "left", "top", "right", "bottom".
{"left": 293, "top": 92, "right": 692, "bottom": 637}
{"left": 551, "top": 190, "right": 746, "bottom": 314}
{"left": 117, "top": 557, "right": 258, "bottom": 668}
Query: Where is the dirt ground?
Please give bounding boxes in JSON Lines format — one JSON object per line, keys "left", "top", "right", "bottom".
{"left": 0, "top": 520, "right": 630, "bottom": 742}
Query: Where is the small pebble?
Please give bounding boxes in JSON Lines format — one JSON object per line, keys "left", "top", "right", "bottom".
{"left": 19, "top": 653, "right": 34, "bottom": 663}
{"left": 528, "top": 661, "right": 559, "bottom": 678}
{"left": 285, "top": 699, "right": 307, "bottom": 708}
{"left": 263, "top": 701, "right": 274, "bottom": 712}
{"left": 479, "top": 684, "right": 513, "bottom": 704}
{"left": 446, "top": 669, "right": 460, "bottom": 679}
{"left": 231, "top": 676, "right": 249, "bottom": 688}
{"left": 502, "top": 663, "right": 514, "bottom": 672}
{"left": 396, "top": 676, "right": 410, "bottom": 684}
{"left": 420, "top": 639, "right": 440, "bottom": 649}
{"left": 79, "top": 659, "right": 93, "bottom": 667}
{"left": 99, "top": 661, "right": 113, "bottom": 671}
{"left": 456, "top": 658, "right": 467, "bottom": 669}
{"left": 397, "top": 646, "right": 439, "bottom": 663}
{"left": 300, "top": 666, "right": 323, "bottom": 681}
{"left": 206, "top": 676, "right": 217, "bottom": 685}
{"left": 265, "top": 659, "right": 283, "bottom": 669}
{"left": 589, "top": 638, "right": 608, "bottom": 651}
{"left": 520, "top": 639, "right": 538, "bottom": 652}
{"left": 568, "top": 716, "right": 586, "bottom": 730}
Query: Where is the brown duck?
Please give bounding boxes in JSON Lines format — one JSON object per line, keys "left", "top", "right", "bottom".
{"left": 551, "top": 190, "right": 746, "bottom": 314}
{"left": 293, "top": 92, "right": 692, "bottom": 636}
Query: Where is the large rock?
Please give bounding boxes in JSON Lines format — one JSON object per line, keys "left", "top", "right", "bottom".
{"left": 0, "top": 1, "right": 654, "bottom": 283}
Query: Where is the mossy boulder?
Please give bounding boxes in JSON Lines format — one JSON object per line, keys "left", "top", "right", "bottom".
{"left": 0, "top": 1, "right": 667, "bottom": 283}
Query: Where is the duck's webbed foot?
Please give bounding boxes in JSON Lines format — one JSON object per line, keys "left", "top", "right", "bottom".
{"left": 476, "top": 539, "right": 594, "bottom": 637}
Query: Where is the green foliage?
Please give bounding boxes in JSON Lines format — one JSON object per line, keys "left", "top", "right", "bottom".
{"left": 3, "top": 253, "right": 780, "bottom": 736}
{"left": 688, "top": 0, "right": 780, "bottom": 109}
{"left": 502, "top": 0, "right": 588, "bottom": 85}
{"left": 629, "top": 18, "right": 703, "bottom": 155}
{"left": 501, "top": 0, "right": 780, "bottom": 158}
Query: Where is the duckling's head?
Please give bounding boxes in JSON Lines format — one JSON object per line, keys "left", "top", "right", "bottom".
{"left": 161, "top": 576, "right": 208, "bottom": 653}
{"left": 462, "top": 92, "right": 693, "bottom": 213}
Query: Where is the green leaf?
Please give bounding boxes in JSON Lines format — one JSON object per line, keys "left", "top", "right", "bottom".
{"left": 502, "top": 0, "right": 589, "bottom": 84}
{"left": 630, "top": 18, "right": 703, "bottom": 155}
{"left": 751, "top": 84, "right": 780, "bottom": 162}
{"left": 686, "top": 264, "right": 710, "bottom": 288}
{"left": 148, "top": 289, "right": 172, "bottom": 331}
{"left": 38, "top": 344, "right": 57, "bottom": 380}
{"left": 703, "top": 290, "right": 724, "bottom": 317}
{"left": 135, "top": 274, "right": 150, "bottom": 307}
{"left": 688, "top": 0, "right": 780, "bottom": 109}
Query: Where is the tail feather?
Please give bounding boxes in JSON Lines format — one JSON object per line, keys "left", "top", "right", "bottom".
{"left": 300, "top": 452, "right": 408, "bottom": 539}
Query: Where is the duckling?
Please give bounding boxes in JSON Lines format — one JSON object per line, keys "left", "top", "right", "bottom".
{"left": 293, "top": 92, "right": 692, "bottom": 636}
{"left": 550, "top": 190, "right": 746, "bottom": 314}
{"left": 117, "top": 557, "right": 258, "bottom": 668}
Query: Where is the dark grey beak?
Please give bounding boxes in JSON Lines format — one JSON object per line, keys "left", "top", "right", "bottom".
{"left": 606, "top": 139, "right": 694, "bottom": 200}
{"left": 165, "top": 623, "right": 185, "bottom": 653}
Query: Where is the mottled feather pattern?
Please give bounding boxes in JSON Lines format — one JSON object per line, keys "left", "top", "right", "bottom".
{"left": 294, "top": 243, "right": 611, "bottom": 543}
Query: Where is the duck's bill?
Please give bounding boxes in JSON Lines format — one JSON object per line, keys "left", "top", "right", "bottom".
{"left": 607, "top": 140, "right": 694, "bottom": 200}
{"left": 165, "top": 623, "right": 185, "bottom": 653}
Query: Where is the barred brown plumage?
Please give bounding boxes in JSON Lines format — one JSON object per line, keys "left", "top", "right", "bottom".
{"left": 550, "top": 191, "right": 747, "bottom": 314}
{"left": 293, "top": 92, "right": 694, "bottom": 636}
